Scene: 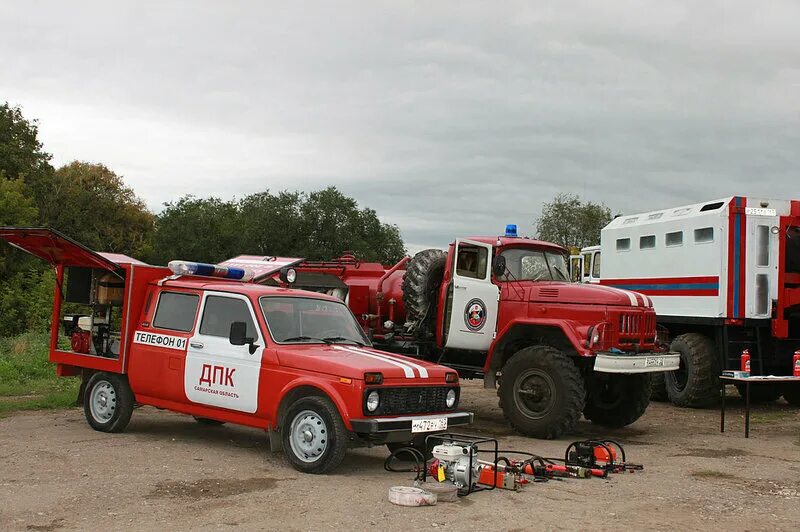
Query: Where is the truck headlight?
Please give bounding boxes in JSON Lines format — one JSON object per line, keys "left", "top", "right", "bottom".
{"left": 446, "top": 389, "right": 457, "bottom": 408}
{"left": 366, "top": 390, "right": 380, "bottom": 412}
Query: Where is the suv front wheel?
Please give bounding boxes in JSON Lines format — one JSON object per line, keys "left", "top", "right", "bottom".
{"left": 282, "top": 396, "right": 348, "bottom": 474}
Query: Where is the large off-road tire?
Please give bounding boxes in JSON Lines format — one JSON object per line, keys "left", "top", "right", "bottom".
{"left": 734, "top": 383, "right": 782, "bottom": 404}
{"left": 498, "top": 346, "right": 585, "bottom": 439}
{"left": 282, "top": 396, "right": 348, "bottom": 474}
{"left": 583, "top": 374, "right": 651, "bottom": 428}
{"left": 782, "top": 385, "right": 800, "bottom": 406}
{"left": 402, "top": 249, "right": 447, "bottom": 336}
{"left": 83, "top": 372, "right": 135, "bottom": 433}
{"left": 650, "top": 372, "right": 669, "bottom": 401}
{"left": 665, "top": 333, "right": 719, "bottom": 408}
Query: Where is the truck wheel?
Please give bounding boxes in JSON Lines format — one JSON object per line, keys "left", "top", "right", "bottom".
{"left": 193, "top": 416, "right": 226, "bottom": 426}
{"left": 83, "top": 372, "right": 135, "bottom": 433}
{"left": 650, "top": 372, "right": 669, "bottom": 401}
{"left": 282, "top": 396, "right": 348, "bottom": 474}
{"left": 498, "top": 346, "right": 585, "bottom": 439}
{"left": 583, "top": 374, "right": 651, "bottom": 428}
{"left": 665, "top": 333, "right": 719, "bottom": 408}
{"left": 782, "top": 386, "right": 800, "bottom": 406}
{"left": 402, "top": 249, "right": 447, "bottom": 336}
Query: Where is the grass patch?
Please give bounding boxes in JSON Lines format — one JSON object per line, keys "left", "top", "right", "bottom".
{"left": 0, "top": 332, "right": 79, "bottom": 416}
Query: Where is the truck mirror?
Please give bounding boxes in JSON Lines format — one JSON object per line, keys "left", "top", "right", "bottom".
{"left": 229, "top": 321, "right": 250, "bottom": 346}
{"left": 493, "top": 255, "right": 506, "bottom": 278}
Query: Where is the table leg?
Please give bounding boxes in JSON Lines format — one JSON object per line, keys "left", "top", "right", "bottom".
{"left": 745, "top": 381, "right": 750, "bottom": 438}
{"left": 720, "top": 381, "right": 725, "bottom": 433}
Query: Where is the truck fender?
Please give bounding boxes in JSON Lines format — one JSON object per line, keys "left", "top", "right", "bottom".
{"left": 484, "top": 318, "right": 587, "bottom": 375}
{"left": 273, "top": 378, "right": 355, "bottom": 431}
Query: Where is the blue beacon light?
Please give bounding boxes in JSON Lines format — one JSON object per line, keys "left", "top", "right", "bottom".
{"left": 505, "top": 224, "right": 518, "bottom": 237}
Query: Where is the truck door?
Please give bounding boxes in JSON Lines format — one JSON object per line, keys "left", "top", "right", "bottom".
{"left": 444, "top": 239, "right": 500, "bottom": 351}
{"left": 184, "top": 292, "right": 264, "bottom": 413}
{"left": 747, "top": 211, "right": 779, "bottom": 318}
{"left": 589, "top": 250, "right": 601, "bottom": 283}
{"left": 569, "top": 254, "right": 584, "bottom": 283}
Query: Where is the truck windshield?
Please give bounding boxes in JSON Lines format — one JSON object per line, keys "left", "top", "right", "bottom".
{"left": 499, "top": 248, "right": 570, "bottom": 282}
{"left": 260, "top": 296, "right": 370, "bottom": 346}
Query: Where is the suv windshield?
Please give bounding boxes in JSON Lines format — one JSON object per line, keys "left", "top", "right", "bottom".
{"left": 499, "top": 248, "right": 570, "bottom": 282}
{"left": 260, "top": 296, "right": 370, "bottom": 346}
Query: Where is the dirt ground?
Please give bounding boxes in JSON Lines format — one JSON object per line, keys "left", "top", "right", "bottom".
{"left": 1, "top": 381, "right": 799, "bottom": 532}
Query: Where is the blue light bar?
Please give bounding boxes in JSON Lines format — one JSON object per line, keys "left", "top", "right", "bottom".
{"left": 505, "top": 224, "right": 518, "bottom": 237}
{"left": 168, "top": 260, "right": 254, "bottom": 281}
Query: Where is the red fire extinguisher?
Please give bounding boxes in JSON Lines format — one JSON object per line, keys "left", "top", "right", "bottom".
{"left": 793, "top": 350, "right": 800, "bottom": 377}
{"left": 741, "top": 349, "right": 750, "bottom": 373}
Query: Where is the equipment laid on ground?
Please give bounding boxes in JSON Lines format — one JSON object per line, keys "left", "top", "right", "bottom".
{"left": 0, "top": 227, "right": 473, "bottom": 475}
{"left": 572, "top": 197, "right": 800, "bottom": 408}
{"left": 226, "top": 226, "right": 679, "bottom": 440}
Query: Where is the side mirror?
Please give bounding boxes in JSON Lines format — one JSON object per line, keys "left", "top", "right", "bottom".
{"left": 229, "top": 321, "right": 257, "bottom": 353}
{"left": 492, "top": 255, "right": 506, "bottom": 278}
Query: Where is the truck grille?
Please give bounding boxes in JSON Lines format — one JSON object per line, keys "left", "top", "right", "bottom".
{"left": 365, "top": 386, "right": 454, "bottom": 416}
{"left": 617, "top": 311, "right": 657, "bottom": 345}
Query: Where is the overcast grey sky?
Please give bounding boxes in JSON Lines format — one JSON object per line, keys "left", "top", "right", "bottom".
{"left": 2, "top": 1, "right": 798, "bottom": 252}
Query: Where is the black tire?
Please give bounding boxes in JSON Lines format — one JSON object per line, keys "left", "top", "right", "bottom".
{"left": 783, "top": 385, "right": 800, "bottom": 406}
{"left": 402, "top": 249, "right": 447, "bottom": 337}
{"left": 498, "top": 346, "right": 585, "bottom": 439}
{"left": 584, "top": 374, "right": 651, "bottom": 428}
{"left": 734, "top": 383, "right": 782, "bottom": 403}
{"left": 83, "top": 372, "right": 135, "bottom": 433}
{"left": 650, "top": 372, "right": 669, "bottom": 401}
{"left": 281, "top": 396, "right": 348, "bottom": 474}
{"left": 193, "top": 416, "right": 226, "bottom": 426}
{"left": 665, "top": 333, "right": 719, "bottom": 408}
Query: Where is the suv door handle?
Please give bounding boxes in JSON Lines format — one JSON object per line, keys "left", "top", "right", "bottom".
{"left": 454, "top": 285, "right": 467, "bottom": 290}
{"left": 190, "top": 342, "right": 204, "bottom": 349}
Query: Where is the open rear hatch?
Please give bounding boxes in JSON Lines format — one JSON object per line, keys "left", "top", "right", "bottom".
{"left": 0, "top": 227, "right": 143, "bottom": 270}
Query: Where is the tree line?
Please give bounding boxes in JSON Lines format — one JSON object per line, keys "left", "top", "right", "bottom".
{"left": 0, "top": 102, "right": 404, "bottom": 337}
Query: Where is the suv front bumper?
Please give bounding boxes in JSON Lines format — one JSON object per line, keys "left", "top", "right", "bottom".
{"left": 349, "top": 411, "right": 473, "bottom": 434}
{"left": 594, "top": 351, "right": 680, "bottom": 374}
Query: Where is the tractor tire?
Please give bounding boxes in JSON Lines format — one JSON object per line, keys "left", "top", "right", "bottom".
{"left": 650, "top": 372, "right": 669, "bottom": 401}
{"left": 665, "top": 333, "right": 719, "bottom": 408}
{"left": 498, "top": 346, "right": 585, "bottom": 439}
{"left": 402, "top": 249, "right": 447, "bottom": 336}
{"left": 584, "top": 374, "right": 651, "bottom": 428}
{"left": 782, "top": 385, "right": 800, "bottom": 407}
{"left": 735, "top": 383, "right": 782, "bottom": 404}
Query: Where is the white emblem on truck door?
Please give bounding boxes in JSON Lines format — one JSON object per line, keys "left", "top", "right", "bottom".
{"left": 184, "top": 292, "right": 262, "bottom": 413}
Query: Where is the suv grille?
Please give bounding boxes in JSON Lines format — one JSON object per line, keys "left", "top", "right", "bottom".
{"left": 365, "top": 386, "right": 454, "bottom": 416}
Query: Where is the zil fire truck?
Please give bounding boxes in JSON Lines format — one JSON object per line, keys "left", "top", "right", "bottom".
{"left": 572, "top": 197, "right": 800, "bottom": 407}
{"left": 224, "top": 225, "right": 680, "bottom": 439}
{"left": 0, "top": 227, "right": 472, "bottom": 474}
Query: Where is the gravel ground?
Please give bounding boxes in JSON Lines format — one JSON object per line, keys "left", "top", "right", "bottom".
{"left": 1, "top": 380, "right": 798, "bottom": 531}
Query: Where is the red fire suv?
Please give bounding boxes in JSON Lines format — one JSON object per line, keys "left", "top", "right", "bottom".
{"left": 0, "top": 227, "right": 471, "bottom": 474}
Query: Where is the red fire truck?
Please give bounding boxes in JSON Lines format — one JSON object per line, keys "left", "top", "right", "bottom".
{"left": 224, "top": 226, "right": 680, "bottom": 439}
{"left": 0, "top": 227, "right": 471, "bottom": 474}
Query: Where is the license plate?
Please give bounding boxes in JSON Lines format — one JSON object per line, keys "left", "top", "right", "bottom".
{"left": 645, "top": 357, "right": 664, "bottom": 367}
{"left": 411, "top": 417, "right": 448, "bottom": 433}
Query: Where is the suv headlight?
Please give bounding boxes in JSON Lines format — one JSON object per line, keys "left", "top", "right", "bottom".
{"left": 366, "top": 390, "right": 380, "bottom": 412}
{"left": 446, "top": 388, "right": 457, "bottom": 408}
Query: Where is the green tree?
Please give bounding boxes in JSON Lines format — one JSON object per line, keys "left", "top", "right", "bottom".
{"left": 40, "top": 162, "right": 154, "bottom": 258}
{"left": 534, "top": 193, "right": 612, "bottom": 249}
{"left": 0, "top": 103, "right": 53, "bottom": 187}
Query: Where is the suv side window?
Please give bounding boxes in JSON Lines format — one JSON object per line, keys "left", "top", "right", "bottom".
{"left": 456, "top": 246, "right": 488, "bottom": 279}
{"left": 199, "top": 295, "right": 257, "bottom": 338}
{"left": 153, "top": 292, "right": 199, "bottom": 332}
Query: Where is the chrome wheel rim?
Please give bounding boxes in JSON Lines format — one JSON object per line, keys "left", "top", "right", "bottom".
{"left": 288, "top": 410, "right": 328, "bottom": 463}
{"left": 89, "top": 380, "right": 117, "bottom": 424}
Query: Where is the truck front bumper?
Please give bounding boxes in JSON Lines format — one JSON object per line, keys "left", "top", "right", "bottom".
{"left": 594, "top": 351, "right": 680, "bottom": 374}
{"left": 349, "top": 411, "right": 473, "bottom": 434}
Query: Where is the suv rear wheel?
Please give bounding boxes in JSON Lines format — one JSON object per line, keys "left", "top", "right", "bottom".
{"left": 83, "top": 372, "right": 135, "bottom": 433}
{"left": 498, "top": 346, "right": 585, "bottom": 439}
{"left": 282, "top": 396, "right": 347, "bottom": 474}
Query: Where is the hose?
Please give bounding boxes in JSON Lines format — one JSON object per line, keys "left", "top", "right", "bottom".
{"left": 384, "top": 446, "right": 427, "bottom": 481}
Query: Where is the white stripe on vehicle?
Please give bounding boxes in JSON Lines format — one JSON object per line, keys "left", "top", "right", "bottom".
{"left": 618, "top": 289, "right": 639, "bottom": 306}
{"left": 345, "top": 345, "right": 429, "bottom": 378}
{"left": 332, "top": 345, "right": 415, "bottom": 378}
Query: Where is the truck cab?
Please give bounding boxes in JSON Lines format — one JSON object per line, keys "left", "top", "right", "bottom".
{"left": 569, "top": 245, "right": 601, "bottom": 284}
{"left": 0, "top": 227, "right": 471, "bottom": 474}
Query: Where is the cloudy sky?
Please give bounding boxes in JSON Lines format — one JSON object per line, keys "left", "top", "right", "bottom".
{"left": 2, "top": 1, "right": 798, "bottom": 252}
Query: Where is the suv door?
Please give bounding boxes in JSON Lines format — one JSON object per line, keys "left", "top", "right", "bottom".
{"left": 184, "top": 292, "right": 264, "bottom": 414}
{"left": 444, "top": 239, "right": 500, "bottom": 351}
